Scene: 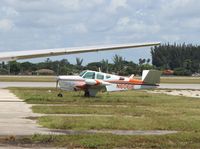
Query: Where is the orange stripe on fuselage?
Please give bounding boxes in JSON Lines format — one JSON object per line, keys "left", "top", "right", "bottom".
{"left": 107, "top": 79, "right": 144, "bottom": 85}
{"left": 129, "top": 79, "right": 144, "bottom": 84}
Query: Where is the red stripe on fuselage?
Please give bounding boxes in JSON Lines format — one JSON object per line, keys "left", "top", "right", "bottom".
{"left": 107, "top": 79, "right": 158, "bottom": 86}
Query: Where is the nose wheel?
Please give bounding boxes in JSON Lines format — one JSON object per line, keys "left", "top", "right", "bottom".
{"left": 57, "top": 93, "right": 63, "bottom": 97}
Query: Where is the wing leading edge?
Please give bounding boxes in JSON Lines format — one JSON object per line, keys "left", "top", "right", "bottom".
{"left": 0, "top": 42, "right": 160, "bottom": 61}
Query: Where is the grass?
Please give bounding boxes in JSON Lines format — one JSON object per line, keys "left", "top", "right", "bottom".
{"left": 38, "top": 116, "right": 153, "bottom": 130}
{"left": 11, "top": 87, "right": 195, "bottom": 104}
{"left": 3, "top": 132, "right": 200, "bottom": 148}
{"left": 32, "top": 106, "right": 132, "bottom": 115}
{"left": 10, "top": 87, "right": 200, "bottom": 148}
{"left": 37, "top": 115, "right": 200, "bottom": 131}
{"left": 0, "top": 75, "right": 55, "bottom": 82}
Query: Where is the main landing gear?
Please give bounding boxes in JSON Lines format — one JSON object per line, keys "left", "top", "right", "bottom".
{"left": 57, "top": 93, "right": 63, "bottom": 97}
{"left": 84, "top": 91, "right": 90, "bottom": 97}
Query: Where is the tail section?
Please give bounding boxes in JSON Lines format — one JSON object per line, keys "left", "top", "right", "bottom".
{"left": 142, "top": 70, "right": 161, "bottom": 85}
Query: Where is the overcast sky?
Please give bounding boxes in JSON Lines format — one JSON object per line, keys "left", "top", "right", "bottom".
{"left": 0, "top": 0, "right": 199, "bottom": 64}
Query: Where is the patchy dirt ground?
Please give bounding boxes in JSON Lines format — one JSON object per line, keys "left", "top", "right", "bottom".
{"left": 148, "top": 89, "right": 200, "bottom": 98}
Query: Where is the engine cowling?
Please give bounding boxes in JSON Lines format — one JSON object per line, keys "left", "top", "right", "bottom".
{"left": 85, "top": 79, "right": 99, "bottom": 85}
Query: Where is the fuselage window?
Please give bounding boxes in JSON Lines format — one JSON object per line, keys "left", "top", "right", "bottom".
{"left": 119, "top": 77, "right": 125, "bottom": 80}
{"left": 106, "top": 75, "right": 111, "bottom": 79}
{"left": 83, "top": 72, "right": 95, "bottom": 79}
{"left": 97, "top": 73, "right": 104, "bottom": 80}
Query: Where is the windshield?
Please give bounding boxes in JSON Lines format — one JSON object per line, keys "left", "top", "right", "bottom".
{"left": 79, "top": 70, "right": 87, "bottom": 77}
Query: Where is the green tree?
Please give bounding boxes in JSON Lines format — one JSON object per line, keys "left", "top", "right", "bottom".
{"left": 147, "top": 58, "right": 151, "bottom": 64}
{"left": 86, "top": 62, "right": 101, "bottom": 71}
{"left": 76, "top": 58, "right": 83, "bottom": 72}
{"left": 113, "top": 55, "right": 125, "bottom": 75}
{"left": 8, "top": 61, "right": 20, "bottom": 75}
{"left": 101, "top": 59, "right": 109, "bottom": 73}
{"left": 151, "top": 43, "right": 200, "bottom": 75}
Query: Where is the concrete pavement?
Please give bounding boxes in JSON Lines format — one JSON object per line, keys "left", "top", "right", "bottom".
{"left": 0, "top": 89, "right": 53, "bottom": 136}
{"left": 0, "top": 82, "right": 55, "bottom": 88}
{"left": 159, "top": 83, "right": 200, "bottom": 90}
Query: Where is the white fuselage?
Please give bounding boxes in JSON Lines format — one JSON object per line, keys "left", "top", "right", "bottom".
{"left": 57, "top": 70, "right": 158, "bottom": 93}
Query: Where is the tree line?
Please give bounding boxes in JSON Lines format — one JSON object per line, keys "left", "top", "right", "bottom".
{"left": 151, "top": 43, "right": 200, "bottom": 75}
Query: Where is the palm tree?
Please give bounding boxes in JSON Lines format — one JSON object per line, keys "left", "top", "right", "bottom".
{"left": 76, "top": 57, "right": 83, "bottom": 71}
{"left": 147, "top": 58, "right": 151, "bottom": 64}
{"left": 101, "top": 59, "right": 109, "bottom": 73}
{"left": 139, "top": 58, "right": 143, "bottom": 65}
{"left": 113, "top": 55, "right": 124, "bottom": 74}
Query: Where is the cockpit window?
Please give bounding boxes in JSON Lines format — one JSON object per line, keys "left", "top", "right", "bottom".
{"left": 83, "top": 72, "right": 95, "bottom": 79}
{"left": 79, "top": 71, "right": 87, "bottom": 77}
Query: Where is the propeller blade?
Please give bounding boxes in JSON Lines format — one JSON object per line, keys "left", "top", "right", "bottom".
{"left": 56, "top": 78, "right": 59, "bottom": 89}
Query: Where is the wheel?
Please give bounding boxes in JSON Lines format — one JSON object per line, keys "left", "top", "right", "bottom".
{"left": 57, "top": 93, "right": 63, "bottom": 97}
{"left": 84, "top": 91, "right": 90, "bottom": 97}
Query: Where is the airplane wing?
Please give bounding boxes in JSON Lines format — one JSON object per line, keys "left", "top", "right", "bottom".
{"left": 0, "top": 42, "right": 160, "bottom": 61}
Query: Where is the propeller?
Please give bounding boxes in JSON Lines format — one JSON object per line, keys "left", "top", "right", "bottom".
{"left": 56, "top": 77, "right": 59, "bottom": 90}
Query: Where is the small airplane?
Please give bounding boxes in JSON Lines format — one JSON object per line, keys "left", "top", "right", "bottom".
{"left": 0, "top": 42, "right": 161, "bottom": 96}
{"left": 57, "top": 69, "right": 161, "bottom": 97}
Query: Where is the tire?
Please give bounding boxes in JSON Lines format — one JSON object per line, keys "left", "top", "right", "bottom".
{"left": 57, "top": 93, "right": 63, "bottom": 97}
{"left": 84, "top": 91, "right": 90, "bottom": 97}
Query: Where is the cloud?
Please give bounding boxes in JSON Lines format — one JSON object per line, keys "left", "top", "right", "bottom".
{"left": 60, "top": 0, "right": 81, "bottom": 11}
{"left": 160, "top": 0, "right": 200, "bottom": 18}
{"left": 0, "top": 19, "right": 14, "bottom": 31}
{"left": 74, "top": 23, "right": 88, "bottom": 33}
{"left": 117, "top": 16, "right": 130, "bottom": 26}
{"left": 182, "top": 18, "right": 200, "bottom": 29}
{"left": 114, "top": 17, "right": 160, "bottom": 34}
{"left": 0, "top": 0, "right": 200, "bottom": 63}
{"left": 161, "top": 34, "right": 181, "bottom": 42}
{"left": 59, "top": 0, "right": 105, "bottom": 11}
{"left": 1, "top": 6, "right": 19, "bottom": 17}
{"left": 107, "top": 0, "right": 127, "bottom": 13}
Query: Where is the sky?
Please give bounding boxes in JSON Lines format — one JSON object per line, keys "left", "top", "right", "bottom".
{"left": 0, "top": 0, "right": 200, "bottom": 64}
